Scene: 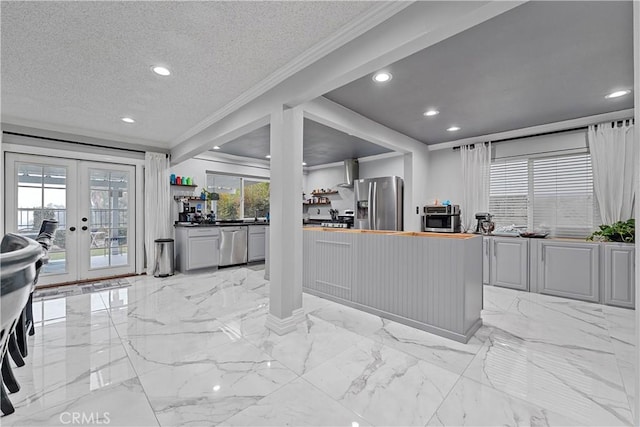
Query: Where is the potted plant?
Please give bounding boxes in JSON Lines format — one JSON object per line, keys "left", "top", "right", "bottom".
{"left": 587, "top": 218, "right": 635, "bottom": 243}
{"left": 200, "top": 188, "right": 220, "bottom": 201}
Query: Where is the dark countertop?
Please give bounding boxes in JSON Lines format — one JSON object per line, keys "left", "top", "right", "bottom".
{"left": 174, "top": 221, "right": 269, "bottom": 227}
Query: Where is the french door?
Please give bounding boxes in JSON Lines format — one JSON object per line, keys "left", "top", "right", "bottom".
{"left": 5, "top": 153, "right": 136, "bottom": 286}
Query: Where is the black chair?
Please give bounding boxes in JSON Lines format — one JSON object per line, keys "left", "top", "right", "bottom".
{"left": 1, "top": 233, "right": 42, "bottom": 415}
{"left": 9, "top": 220, "right": 58, "bottom": 361}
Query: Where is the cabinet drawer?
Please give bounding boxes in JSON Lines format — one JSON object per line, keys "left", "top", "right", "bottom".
{"left": 187, "top": 227, "right": 219, "bottom": 238}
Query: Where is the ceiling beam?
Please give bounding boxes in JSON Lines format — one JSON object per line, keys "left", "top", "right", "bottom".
{"left": 303, "top": 97, "right": 423, "bottom": 154}
{"left": 170, "top": 0, "right": 527, "bottom": 164}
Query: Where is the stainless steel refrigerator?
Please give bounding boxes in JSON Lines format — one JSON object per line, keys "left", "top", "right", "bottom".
{"left": 354, "top": 176, "right": 403, "bottom": 231}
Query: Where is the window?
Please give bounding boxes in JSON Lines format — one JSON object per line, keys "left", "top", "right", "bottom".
{"left": 206, "top": 174, "right": 269, "bottom": 220}
{"left": 490, "top": 153, "right": 600, "bottom": 238}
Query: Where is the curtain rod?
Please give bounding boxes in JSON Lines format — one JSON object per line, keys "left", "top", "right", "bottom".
{"left": 2, "top": 131, "right": 148, "bottom": 154}
{"left": 452, "top": 117, "right": 634, "bottom": 151}
{"left": 452, "top": 126, "right": 587, "bottom": 151}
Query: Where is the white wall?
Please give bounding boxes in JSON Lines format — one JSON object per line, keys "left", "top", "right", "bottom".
{"left": 426, "top": 148, "right": 463, "bottom": 206}
{"left": 169, "top": 154, "right": 270, "bottom": 222}
{"left": 303, "top": 164, "right": 352, "bottom": 219}
{"left": 303, "top": 154, "right": 404, "bottom": 219}
{"left": 360, "top": 155, "right": 404, "bottom": 179}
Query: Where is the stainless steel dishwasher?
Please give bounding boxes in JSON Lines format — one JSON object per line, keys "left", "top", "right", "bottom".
{"left": 219, "top": 226, "right": 247, "bottom": 266}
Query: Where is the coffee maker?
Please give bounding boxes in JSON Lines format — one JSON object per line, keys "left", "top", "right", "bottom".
{"left": 178, "top": 201, "right": 190, "bottom": 222}
{"left": 474, "top": 212, "right": 494, "bottom": 234}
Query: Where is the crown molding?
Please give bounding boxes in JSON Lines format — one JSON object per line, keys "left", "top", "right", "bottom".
{"left": 1, "top": 117, "right": 170, "bottom": 153}
{"left": 427, "top": 108, "right": 635, "bottom": 151}
{"left": 195, "top": 151, "right": 270, "bottom": 170}
{"left": 171, "top": 2, "right": 412, "bottom": 146}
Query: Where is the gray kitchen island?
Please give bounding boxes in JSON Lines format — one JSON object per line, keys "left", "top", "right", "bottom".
{"left": 303, "top": 228, "right": 483, "bottom": 343}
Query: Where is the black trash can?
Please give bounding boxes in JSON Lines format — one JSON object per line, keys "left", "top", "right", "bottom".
{"left": 153, "top": 238, "right": 174, "bottom": 277}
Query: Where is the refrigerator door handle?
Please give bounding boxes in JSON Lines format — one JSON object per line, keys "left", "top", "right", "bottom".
{"left": 371, "top": 181, "right": 378, "bottom": 230}
{"left": 367, "top": 182, "right": 374, "bottom": 230}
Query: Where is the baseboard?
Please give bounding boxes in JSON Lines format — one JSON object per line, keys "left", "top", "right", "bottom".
{"left": 265, "top": 307, "right": 304, "bottom": 335}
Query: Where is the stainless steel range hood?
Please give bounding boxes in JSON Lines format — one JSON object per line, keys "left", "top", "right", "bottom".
{"left": 337, "top": 159, "right": 359, "bottom": 188}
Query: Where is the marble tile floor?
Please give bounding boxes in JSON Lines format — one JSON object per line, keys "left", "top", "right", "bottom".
{"left": 3, "top": 266, "right": 636, "bottom": 426}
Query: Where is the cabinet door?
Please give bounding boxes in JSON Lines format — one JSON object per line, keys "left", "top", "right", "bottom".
{"left": 538, "top": 241, "right": 599, "bottom": 302}
{"left": 187, "top": 237, "right": 218, "bottom": 270}
{"left": 490, "top": 237, "right": 528, "bottom": 291}
{"left": 248, "top": 233, "right": 266, "bottom": 262}
{"left": 482, "top": 237, "right": 491, "bottom": 285}
{"left": 604, "top": 244, "right": 635, "bottom": 308}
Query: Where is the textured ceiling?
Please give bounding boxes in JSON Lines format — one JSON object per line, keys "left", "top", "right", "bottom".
{"left": 325, "top": 1, "right": 634, "bottom": 145}
{"left": 0, "top": 1, "right": 378, "bottom": 148}
{"left": 215, "top": 119, "right": 391, "bottom": 167}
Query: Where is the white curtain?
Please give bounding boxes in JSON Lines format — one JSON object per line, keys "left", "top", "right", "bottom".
{"left": 144, "top": 152, "right": 171, "bottom": 274}
{"left": 587, "top": 121, "right": 635, "bottom": 224}
{"left": 460, "top": 142, "right": 491, "bottom": 232}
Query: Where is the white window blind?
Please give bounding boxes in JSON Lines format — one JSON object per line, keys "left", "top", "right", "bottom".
{"left": 489, "top": 159, "right": 529, "bottom": 228}
{"left": 532, "top": 154, "right": 599, "bottom": 238}
{"left": 490, "top": 153, "right": 600, "bottom": 238}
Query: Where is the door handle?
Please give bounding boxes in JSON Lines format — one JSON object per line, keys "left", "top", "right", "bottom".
{"left": 485, "top": 240, "right": 489, "bottom": 255}
{"left": 69, "top": 226, "right": 76, "bottom": 232}
{"left": 82, "top": 226, "right": 88, "bottom": 231}
{"left": 494, "top": 240, "right": 497, "bottom": 256}
{"left": 82, "top": 217, "right": 88, "bottom": 222}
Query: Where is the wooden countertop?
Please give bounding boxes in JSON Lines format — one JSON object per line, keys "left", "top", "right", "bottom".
{"left": 303, "top": 228, "right": 478, "bottom": 239}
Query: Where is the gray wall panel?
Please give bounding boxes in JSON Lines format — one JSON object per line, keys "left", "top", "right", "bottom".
{"left": 302, "top": 230, "right": 484, "bottom": 343}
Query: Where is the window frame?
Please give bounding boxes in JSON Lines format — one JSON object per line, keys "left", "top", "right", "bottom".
{"left": 489, "top": 150, "right": 600, "bottom": 238}
{"left": 206, "top": 173, "right": 270, "bottom": 220}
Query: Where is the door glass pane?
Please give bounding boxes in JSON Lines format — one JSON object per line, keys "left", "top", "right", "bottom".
{"left": 16, "top": 163, "right": 68, "bottom": 275}
{"left": 89, "top": 169, "right": 130, "bottom": 269}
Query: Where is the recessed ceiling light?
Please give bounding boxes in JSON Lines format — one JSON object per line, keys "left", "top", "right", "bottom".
{"left": 423, "top": 110, "right": 439, "bottom": 117}
{"left": 121, "top": 117, "right": 135, "bottom": 124}
{"left": 213, "top": 146, "right": 220, "bottom": 150}
{"left": 372, "top": 72, "right": 392, "bottom": 83}
{"left": 447, "top": 126, "right": 461, "bottom": 132}
{"left": 605, "top": 90, "right": 631, "bottom": 99}
{"left": 302, "top": 162, "right": 307, "bottom": 166}
{"left": 265, "top": 154, "right": 271, "bottom": 159}
{"left": 151, "top": 66, "right": 171, "bottom": 76}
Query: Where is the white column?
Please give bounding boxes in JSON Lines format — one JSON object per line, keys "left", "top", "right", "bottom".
{"left": 403, "top": 145, "right": 430, "bottom": 232}
{"left": 265, "top": 105, "right": 304, "bottom": 334}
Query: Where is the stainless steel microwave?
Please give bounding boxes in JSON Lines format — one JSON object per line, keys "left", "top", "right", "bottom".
{"left": 422, "top": 205, "right": 461, "bottom": 233}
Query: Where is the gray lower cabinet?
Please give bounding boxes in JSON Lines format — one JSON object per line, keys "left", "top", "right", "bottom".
{"left": 248, "top": 225, "right": 266, "bottom": 262}
{"left": 537, "top": 240, "right": 599, "bottom": 303}
{"left": 603, "top": 243, "right": 635, "bottom": 308}
{"left": 175, "top": 227, "right": 220, "bottom": 272}
{"left": 490, "top": 237, "right": 528, "bottom": 291}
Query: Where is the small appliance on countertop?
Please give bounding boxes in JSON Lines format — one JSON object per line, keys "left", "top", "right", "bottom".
{"left": 474, "top": 212, "right": 495, "bottom": 235}
{"left": 321, "top": 209, "right": 355, "bottom": 228}
{"left": 422, "top": 204, "right": 461, "bottom": 233}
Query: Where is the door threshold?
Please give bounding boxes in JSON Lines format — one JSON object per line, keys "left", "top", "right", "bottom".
{"left": 36, "top": 272, "right": 143, "bottom": 290}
